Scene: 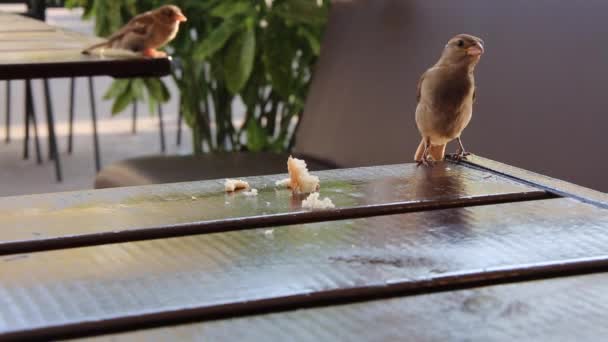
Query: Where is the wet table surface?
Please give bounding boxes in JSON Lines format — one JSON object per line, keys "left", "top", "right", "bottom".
{"left": 0, "top": 11, "right": 171, "bottom": 80}
{"left": 0, "top": 155, "right": 607, "bottom": 341}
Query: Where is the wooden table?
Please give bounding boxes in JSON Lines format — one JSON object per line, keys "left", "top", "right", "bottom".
{"left": 0, "top": 155, "right": 606, "bottom": 341}
{"left": 0, "top": 11, "right": 171, "bottom": 180}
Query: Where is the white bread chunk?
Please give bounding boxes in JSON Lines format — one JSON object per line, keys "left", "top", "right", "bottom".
{"left": 287, "top": 156, "right": 320, "bottom": 194}
{"left": 243, "top": 188, "right": 258, "bottom": 196}
{"left": 224, "top": 179, "right": 250, "bottom": 192}
{"left": 301, "top": 192, "right": 335, "bottom": 210}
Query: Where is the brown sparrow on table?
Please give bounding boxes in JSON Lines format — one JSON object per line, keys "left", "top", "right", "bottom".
{"left": 414, "top": 34, "right": 484, "bottom": 166}
{"left": 82, "top": 5, "right": 187, "bottom": 58}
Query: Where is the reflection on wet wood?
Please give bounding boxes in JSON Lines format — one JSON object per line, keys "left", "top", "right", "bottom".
{"left": 0, "top": 163, "right": 549, "bottom": 255}
{"left": 1, "top": 198, "right": 606, "bottom": 340}
{"left": 80, "top": 272, "right": 608, "bottom": 341}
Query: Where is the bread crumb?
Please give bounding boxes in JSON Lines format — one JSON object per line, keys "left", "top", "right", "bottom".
{"left": 287, "top": 156, "right": 320, "bottom": 194}
{"left": 301, "top": 192, "right": 335, "bottom": 210}
{"left": 224, "top": 179, "right": 250, "bottom": 192}
{"left": 275, "top": 178, "right": 292, "bottom": 188}
{"left": 243, "top": 188, "right": 258, "bottom": 196}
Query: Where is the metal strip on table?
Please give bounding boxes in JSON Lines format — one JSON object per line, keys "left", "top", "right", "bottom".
{"left": 0, "top": 163, "right": 550, "bottom": 255}
{"left": 456, "top": 155, "right": 608, "bottom": 208}
{"left": 1, "top": 198, "right": 607, "bottom": 341}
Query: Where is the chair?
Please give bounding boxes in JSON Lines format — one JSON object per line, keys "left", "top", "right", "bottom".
{"left": 96, "top": 0, "right": 608, "bottom": 191}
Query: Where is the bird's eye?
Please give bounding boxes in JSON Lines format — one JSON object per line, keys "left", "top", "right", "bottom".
{"left": 457, "top": 40, "right": 464, "bottom": 47}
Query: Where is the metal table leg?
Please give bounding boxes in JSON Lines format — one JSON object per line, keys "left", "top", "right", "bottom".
{"left": 5, "top": 81, "right": 10, "bottom": 143}
{"left": 88, "top": 77, "right": 101, "bottom": 172}
{"left": 25, "top": 79, "right": 42, "bottom": 164}
{"left": 43, "top": 79, "right": 62, "bottom": 182}
{"left": 176, "top": 95, "right": 182, "bottom": 146}
{"left": 23, "top": 81, "right": 29, "bottom": 160}
{"left": 132, "top": 101, "right": 137, "bottom": 134}
{"left": 67, "top": 77, "right": 75, "bottom": 154}
{"left": 158, "top": 103, "right": 166, "bottom": 153}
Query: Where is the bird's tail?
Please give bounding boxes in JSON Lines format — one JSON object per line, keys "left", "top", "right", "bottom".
{"left": 81, "top": 41, "right": 110, "bottom": 55}
{"left": 414, "top": 139, "right": 446, "bottom": 162}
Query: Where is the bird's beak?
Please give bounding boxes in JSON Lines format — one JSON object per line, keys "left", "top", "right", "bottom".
{"left": 466, "top": 42, "right": 484, "bottom": 56}
{"left": 175, "top": 13, "right": 187, "bottom": 22}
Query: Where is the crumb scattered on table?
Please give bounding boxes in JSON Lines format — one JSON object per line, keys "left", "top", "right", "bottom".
{"left": 243, "top": 189, "right": 258, "bottom": 196}
{"left": 302, "top": 192, "right": 335, "bottom": 210}
{"left": 224, "top": 179, "right": 250, "bottom": 192}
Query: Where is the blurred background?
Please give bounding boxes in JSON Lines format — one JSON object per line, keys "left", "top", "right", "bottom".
{"left": 1, "top": 0, "right": 606, "bottom": 197}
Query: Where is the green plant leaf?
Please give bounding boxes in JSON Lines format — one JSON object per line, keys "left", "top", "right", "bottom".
{"left": 263, "top": 20, "right": 295, "bottom": 99}
{"left": 194, "top": 18, "right": 242, "bottom": 60}
{"left": 210, "top": 1, "right": 253, "bottom": 19}
{"left": 246, "top": 119, "right": 267, "bottom": 152}
{"left": 269, "top": 136, "right": 287, "bottom": 153}
{"left": 111, "top": 86, "right": 133, "bottom": 115}
{"left": 131, "top": 78, "right": 145, "bottom": 101}
{"left": 297, "top": 26, "right": 321, "bottom": 55}
{"left": 273, "top": 0, "right": 328, "bottom": 26}
{"left": 143, "top": 78, "right": 170, "bottom": 102}
{"left": 224, "top": 26, "right": 256, "bottom": 94}
{"left": 103, "top": 79, "right": 130, "bottom": 100}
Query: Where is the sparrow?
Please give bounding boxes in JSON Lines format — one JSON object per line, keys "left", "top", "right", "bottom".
{"left": 414, "top": 34, "right": 484, "bottom": 166}
{"left": 82, "top": 5, "right": 187, "bottom": 58}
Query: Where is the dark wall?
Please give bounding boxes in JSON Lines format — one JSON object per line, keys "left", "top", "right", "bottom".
{"left": 295, "top": 0, "right": 608, "bottom": 192}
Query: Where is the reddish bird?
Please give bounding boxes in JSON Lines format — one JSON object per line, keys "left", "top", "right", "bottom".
{"left": 414, "top": 34, "right": 484, "bottom": 166}
{"left": 82, "top": 5, "right": 187, "bottom": 58}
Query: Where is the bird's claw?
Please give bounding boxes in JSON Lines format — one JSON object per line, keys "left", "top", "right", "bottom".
{"left": 448, "top": 151, "right": 471, "bottom": 162}
{"left": 416, "top": 156, "right": 435, "bottom": 167}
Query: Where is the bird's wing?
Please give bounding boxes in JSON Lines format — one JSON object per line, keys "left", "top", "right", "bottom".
{"left": 106, "top": 12, "right": 155, "bottom": 42}
{"left": 416, "top": 71, "right": 427, "bottom": 103}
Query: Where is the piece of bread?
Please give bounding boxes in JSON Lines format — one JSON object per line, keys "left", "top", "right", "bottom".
{"left": 243, "top": 188, "right": 258, "bottom": 196}
{"left": 301, "top": 192, "right": 335, "bottom": 210}
{"left": 224, "top": 179, "right": 250, "bottom": 192}
{"left": 287, "top": 156, "right": 320, "bottom": 194}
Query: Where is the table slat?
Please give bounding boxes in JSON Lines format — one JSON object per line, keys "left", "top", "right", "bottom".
{"left": 78, "top": 272, "right": 608, "bottom": 341}
{"left": 0, "top": 163, "right": 548, "bottom": 255}
{"left": 1, "top": 198, "right": 606, "bottom": 340}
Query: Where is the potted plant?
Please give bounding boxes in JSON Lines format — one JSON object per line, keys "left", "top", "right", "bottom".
{"left": 65, "top": 0, "right": 330, "bottom": 154}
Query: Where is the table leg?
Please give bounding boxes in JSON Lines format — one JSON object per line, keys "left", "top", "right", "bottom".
{"left": 5, "top": 81, "right": 10, "bottom": 143}
{"left": 132, "top": 101, "right": 137, "bottom": 134}
{"left": 176, "top": 95, "right": 182, "bottom": 146}
{"left": 88, "top": 77, "right": 101, "bottom": 172}
{"left": 67, "top": 77, "right": 75, "bottom": 154}
{"left": 43, "top": 79, "right": 62, "bottom": 182}
{"left": 158, "top": 103, "right": 166, "bottom": 153}
{"left": 23, "top": 81, "right": 29, "bottom": 160}
{"left": 25, "top": 79, "right": 42, "bottom": 164}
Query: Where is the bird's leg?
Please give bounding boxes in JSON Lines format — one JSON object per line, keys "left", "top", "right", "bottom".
{"left": 451, "top": 137, "right": 471, "bottom": 161}
{"left": 417, "top": 137, "right": 435, "bottom": 167}
{"left": 143, "top": 48, "right": 167, "bottom": 58}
